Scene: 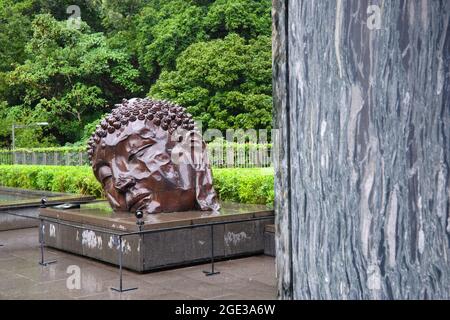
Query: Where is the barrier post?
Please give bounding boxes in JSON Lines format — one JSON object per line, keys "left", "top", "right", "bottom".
{"left": 38, "top": 218, "right": 57, "bottom": 266}
{"left": 111, "top": 235, "right": 138, "bottom": 293}
{"left": 203, "top": 224, "right": 220, "bottom": 276}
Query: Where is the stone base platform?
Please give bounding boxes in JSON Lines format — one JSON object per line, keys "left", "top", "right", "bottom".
{"left": 39, "top": 201, "right": 274, "bottom": 272}
{"left": 264, "top": 224, "right": 275, "bottom": 257}
{"left": 0, "top": 187, "right": 95, "bottom": 231}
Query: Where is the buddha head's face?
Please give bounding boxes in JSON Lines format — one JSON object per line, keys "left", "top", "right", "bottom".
{"left": 87, "top": 98, "right": 220, "bottom": 214}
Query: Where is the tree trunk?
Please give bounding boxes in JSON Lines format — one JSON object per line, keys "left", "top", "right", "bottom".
{"left": 273, "top": 0, "right": 450, "bottom": 299}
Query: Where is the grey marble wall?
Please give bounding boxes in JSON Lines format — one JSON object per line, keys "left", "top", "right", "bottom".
{"left": 273, "top": 0, "right": 450, "bottom": 299}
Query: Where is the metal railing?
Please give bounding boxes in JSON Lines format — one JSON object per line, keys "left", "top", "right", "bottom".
{"left": 0, "top": 151, "right": 89, "bottom": 166}
{"left": 0, "top": 145, "right": 273, "bottom": 168}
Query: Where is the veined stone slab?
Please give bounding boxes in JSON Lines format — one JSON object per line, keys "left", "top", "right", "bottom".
{"left": 273, "top": 0, "right": 450, "bottom": 299}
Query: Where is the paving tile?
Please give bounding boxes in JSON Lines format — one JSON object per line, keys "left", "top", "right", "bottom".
{"left": 0, "top": 250, "right": 16, "bottom": 261}
{"left": 0, "top": 257, "right": 37, "bottom": 272}
{"left": 36, "top": 276, "right": 114, "bottom": 299}
{"left": 141, "top": 271, "right": 191, "bottom": 286}
{"left": 9, "top": 248, "right": 59, "bottom": 262}
{"left": 183, "top": 269, "right": 243, "bottom": 286}
{"left": 0, "top": 228, "right": 276, "bottom": 300}
{"left": 0, "top": 276, "right": 37, "bottom": 297}
{"left": 210, "top": 293, "right": 253, "bottom": 300}
{"left": 217, "top": 257, "right": 275, "bottom": 277}
{"left": 14, "top": 265, "right": 69, "bottom": 283}
{"left": 77, "top": 283, "right": 173, "bottom": 300}
{"left": 227, "top": 281, "right": 277, "bottom": 300}
{"left": 246, "top": 271, "right": 277, "bottom": 287}
{"left": 229, "top": 288, "right": 276, "bottom": 300}
{"left": 158, "top": 277, "right": 236, "bottom": 300}
{"left": 0, "top": 268, "right": 17, "bottom": 280}
{"left": 22, "top": 292, "right": 74, "bottom": 300}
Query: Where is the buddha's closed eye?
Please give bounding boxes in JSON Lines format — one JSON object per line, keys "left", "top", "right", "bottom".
{"left": 128, "top": 143, "right": 154, "bottom": 161}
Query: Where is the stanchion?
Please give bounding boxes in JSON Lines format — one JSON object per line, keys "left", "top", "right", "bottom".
{"left": 111, "top": 235, "right": 138, "bottom": 292}
{"left": 38, "top": 219, "right": 57, "bottom": 266}
{"left": 203, "top": 224, "right": 220, "bottom": 276}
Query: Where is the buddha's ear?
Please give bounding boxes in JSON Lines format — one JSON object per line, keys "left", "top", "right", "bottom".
{"left": 194, "top": 140, "right": 221, "bottom": 212}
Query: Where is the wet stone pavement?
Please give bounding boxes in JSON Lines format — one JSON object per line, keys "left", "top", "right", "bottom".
{"left": 0, "top": 228, "right": 276, "bottom": 300}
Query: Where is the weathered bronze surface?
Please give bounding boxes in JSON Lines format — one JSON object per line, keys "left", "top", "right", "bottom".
{"left": 87, "top": 98, "right": 220, "bottom": 214}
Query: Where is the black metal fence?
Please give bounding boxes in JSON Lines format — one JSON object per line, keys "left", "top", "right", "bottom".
{"left": 0, "top": 146, "right": 274, "bottom": 168}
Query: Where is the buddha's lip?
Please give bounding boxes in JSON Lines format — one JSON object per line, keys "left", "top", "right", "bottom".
{"left": 127, "top": 192, "right": 152, "bottom": 211}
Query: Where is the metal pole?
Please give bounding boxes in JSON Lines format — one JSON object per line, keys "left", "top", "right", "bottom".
{"left": 203, "top": 225, "right": 220, "bottom": 276}
{"left": 11, "top": 124, "right": 15, "bottom": 150}
{"left": 39, "top": 222, "right": 44, "bottom": 264}
{"left": 11, "top": 122, "right": 48, "bottom": 153}
{"left": 11, "top": 124, "right": 15, "bottom": 164}
{"left": 38, "top": 218, "right": 57, "bottom": 266}
{"left": 119, "top": 236, "right": 123, "bottom": 291}
{"left": 111, "top": 235, "right": 137, "bottom": 292}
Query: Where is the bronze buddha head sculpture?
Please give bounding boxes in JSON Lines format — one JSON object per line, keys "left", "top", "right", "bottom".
{"left": 87, "top": 98, "right": 220, "bottom": 214}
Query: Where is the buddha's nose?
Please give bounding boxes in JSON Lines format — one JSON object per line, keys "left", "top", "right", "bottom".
{"left": 115, "top": 175, "right": 136, "bottom": 192}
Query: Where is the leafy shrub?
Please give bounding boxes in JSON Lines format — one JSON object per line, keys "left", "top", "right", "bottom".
{"left": 208, "top": 167, "right": 274, "bottom": 205}
{"left": 0, "top": 165, "right": 103, "bottom": 198}
{"left": 0, "top": 165, "right": 274, "bottom": 206}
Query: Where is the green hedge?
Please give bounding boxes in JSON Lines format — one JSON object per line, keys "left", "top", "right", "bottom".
{"left": 0, "top": 165, "right": 274, "bottom": 206}
{"left": 0, "top": 165, "right": 101, "bottom": 198}
{"left": 213, "top": 167, "right": 274, "bottom": 206}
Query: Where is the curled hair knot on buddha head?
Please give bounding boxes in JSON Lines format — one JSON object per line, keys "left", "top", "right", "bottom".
{"left": 87, "top": 98, "right": 197, "bottom": 164}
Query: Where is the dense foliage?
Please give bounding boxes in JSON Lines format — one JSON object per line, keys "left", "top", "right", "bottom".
{"left": 0, "top": 0, "right": 272, "bottom": 148}
{"left": 0, "top": 165, "right": 274, "bottom": 205}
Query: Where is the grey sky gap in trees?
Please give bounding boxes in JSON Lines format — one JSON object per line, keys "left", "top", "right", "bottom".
{"left": 273, "top": 0, "right": 450, "bottom": 299}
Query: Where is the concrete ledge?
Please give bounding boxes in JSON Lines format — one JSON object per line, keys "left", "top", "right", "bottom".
{"left": 264, "top": 224, "right": 275, "bottom": 257}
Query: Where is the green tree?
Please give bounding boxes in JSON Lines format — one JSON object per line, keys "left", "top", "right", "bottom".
{"left": 0, "top": 0, "right": 37, "bottom": 109}
{"left": 149, "top": 34, "right": 272, "bottom": 131}
{"left": 0, "top": 0, "right": 273, "bottom": 147}
{"left": 205, "top": 0, "right": 271, "bottom": 39}
{"left": 5, "top": 13, "right": 141, "bottom": 144}
{"left": 141, "top": 4, "right": 206, "bottom": 73}
{"left": 0, "top": 0, "right": 34, "bottom": 73}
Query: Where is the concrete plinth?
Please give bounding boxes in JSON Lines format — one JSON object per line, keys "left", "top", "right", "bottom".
{"left": 0, "top": 187, "right": 95, "bottom": 231}
{"left": 39, "top": 201, "right": 274, "bottom": 272}
{"left": 264, "top": 224, "right": 275, "bottom": 257}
